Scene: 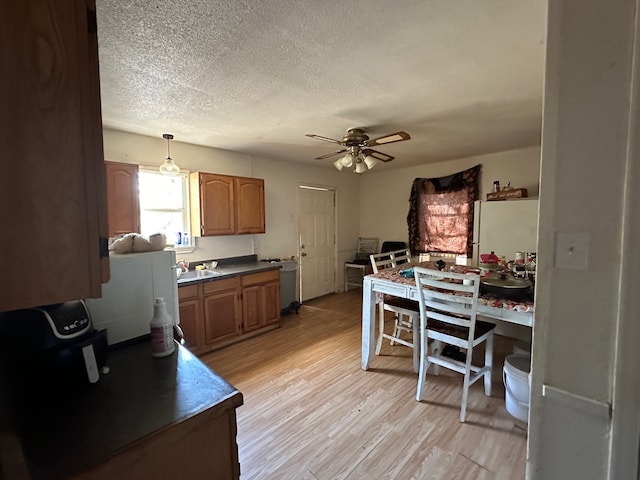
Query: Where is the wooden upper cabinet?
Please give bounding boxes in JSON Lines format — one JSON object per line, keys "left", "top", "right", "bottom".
{"left": 190, "top": 173, "right": 265, "bottom": 236}
{"left": 235, "top": 177, "right": 265, "bottom": 234}
{"left": 0, "top": 0, "right": 109, "bottom": 312}
{"left": 105, "top": 161, "right": 140, "bottom": 236}
{"left": 191, "top": 173, "right": 235, "bottom": 236}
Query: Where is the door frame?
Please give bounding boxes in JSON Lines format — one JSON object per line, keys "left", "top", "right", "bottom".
{"left": 297, "top": 184, "right": 338, "bottom": 303}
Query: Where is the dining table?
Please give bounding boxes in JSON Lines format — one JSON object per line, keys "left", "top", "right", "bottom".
{"left": 361, "top": 261, "right": 535, "bottom": 371}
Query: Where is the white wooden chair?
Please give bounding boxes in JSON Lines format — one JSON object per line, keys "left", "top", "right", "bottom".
{"left": 413, "top": 267, "right": 495, "bottom": 422}
{"left": 369, "top": 249, "right": 420, "bottom": 370}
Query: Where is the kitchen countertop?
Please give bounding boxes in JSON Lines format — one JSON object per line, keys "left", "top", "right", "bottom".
{"left": 177, "top": 260, "right": 280, "bottom": 286}
{"left": 0, "top": 340, "right": 243, "bottom": 479}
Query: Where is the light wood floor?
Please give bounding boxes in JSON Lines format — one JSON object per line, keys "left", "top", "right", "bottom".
{"left": 202, "top": 289, "right": 527, "bottom": 480}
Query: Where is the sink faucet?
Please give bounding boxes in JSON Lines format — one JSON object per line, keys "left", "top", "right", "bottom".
{"left": 176, "top": 260, "right": 188, "bottom": 272}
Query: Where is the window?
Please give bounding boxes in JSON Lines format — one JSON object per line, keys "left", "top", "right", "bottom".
{"left": 138, "top": 168, "right": 191, "bottom": 247}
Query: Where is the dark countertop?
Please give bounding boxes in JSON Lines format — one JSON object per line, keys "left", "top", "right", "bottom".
{"left": 0, "top": 340, "right": 243, "bottom": 479}
{"left": 177, "top": 259, "right": 280, "bottom": 286}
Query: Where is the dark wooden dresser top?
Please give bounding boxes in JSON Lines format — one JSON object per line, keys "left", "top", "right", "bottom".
{"left": 0, "top": 340, "right": 242, "bottom": 479}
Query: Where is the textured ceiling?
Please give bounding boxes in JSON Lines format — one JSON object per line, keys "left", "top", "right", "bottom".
{"left": 96, "top": 0, "right": 547, "bottom": 170}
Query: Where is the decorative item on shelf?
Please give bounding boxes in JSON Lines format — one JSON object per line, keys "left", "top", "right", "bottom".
{"left": 486, "top": 182, "right": 528, "bottom": 201}
{"left": 159, "top": 133, "right": 180, "bottom": 176}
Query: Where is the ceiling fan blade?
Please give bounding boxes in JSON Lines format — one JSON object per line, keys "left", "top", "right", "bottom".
{"left": 305, "top": 134, "right": 343, "bottom": 145}
{"left": 366, "top": 131, "right": 411, "bottom": 147}
{"left": 314, "top": 149, "right": 347, "bottom": 160}
{"left": 362, "top": 148, "right": 394, "bottom": 162}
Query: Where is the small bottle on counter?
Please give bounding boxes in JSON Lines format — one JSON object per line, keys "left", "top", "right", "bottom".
{"left": 150, "top": 297, "right": 175, "bottom": 357}
{"left": 493, "top": 180, "right": 500, "bottom": 192}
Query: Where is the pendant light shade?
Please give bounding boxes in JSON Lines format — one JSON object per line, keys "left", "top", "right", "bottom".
{"left": 354, "top": 160, "right": 367, "bottom": 174}
{"left": 159, "top": 133, "right": 180, "bottom": 176}
{"left": 340, "top": 152, "right": 354, "bottom": 168}
{"left": 363, "top": 153, "right": 378, "bottom": 169}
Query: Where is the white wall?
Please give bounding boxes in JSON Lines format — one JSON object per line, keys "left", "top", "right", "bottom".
{"left": 358, "top": 146, "right": 541, "bottom": 245}
{"left": 103, "top": 128, "right": 361, "bottom": 274}
{"left": 104, "top": 129, "right": 541, "bottom": 293}
{"left": 529, "top": 0, "right": 640, "bottom": 478}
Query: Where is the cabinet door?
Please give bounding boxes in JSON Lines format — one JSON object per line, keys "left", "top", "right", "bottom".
{"left": 235, "top": 177, "right": 265, "bottom": 234}
{"left": 105, "top": 162, "right": 140, "bottom": 236}
{"left": 241, "top": 285, "right": 263, "bottom": 332}
{"left": 263, "top": 281, "right": 281, "bottom": 325}
{"left": 0, "top": 0, "right": 108, "bottom": 312}
{"left": 242, "top": 281, "right": 280, "bottom": 332}
{"left": 191, "top": 173, "right": 235, "bottom": 236}
{"left": 203, "top": 290, "right": 241, "bottom": 344}
{"left": 178, "top": 298, "right": 203, "bottom": 352}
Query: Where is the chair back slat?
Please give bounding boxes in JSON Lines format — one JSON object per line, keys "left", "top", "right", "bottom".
{"left": 414, "top": 267, "right": 481, "bottom": 335}
{"left": 355, "top": 237, "right": 379, "bottom": 260}
{"left": 369, "top": 248, "right": 412, "bottom": 273}
{"left": 424, "top": 308, "right": 471, "bottom": 328}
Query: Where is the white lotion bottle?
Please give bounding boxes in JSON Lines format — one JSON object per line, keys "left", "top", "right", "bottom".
{"left": 150, "top": 297, "right": 176, "bottom": 357}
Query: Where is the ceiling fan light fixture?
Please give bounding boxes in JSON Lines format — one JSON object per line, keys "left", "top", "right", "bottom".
{"left": 340, "top": 153, "right": 353, "bottom": 168}
{"left": 160, "top": 133, "right": 180, "bottom": 176}
{"left": 363, "top": 154, "right": 378, "bottom": 169}
{"left": 354, "top": 161, "right": 367, "bottom": 174}
{"left": 307, "top": 128, "right": 410, "bottom": 173}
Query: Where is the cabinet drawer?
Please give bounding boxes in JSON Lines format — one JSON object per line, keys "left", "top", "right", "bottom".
{"left": 178, "top": 284, "right": 200, "bottom": 301}
{"left": 203, "top": 276, "right": 241, "bottom": 295}
{"left": 241, "top": 269, "right": 279, "bottom": 287}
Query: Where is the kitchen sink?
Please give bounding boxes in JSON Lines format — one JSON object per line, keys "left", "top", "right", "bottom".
{"left": 178, "top": 270, "right": 222, "bottom": 281}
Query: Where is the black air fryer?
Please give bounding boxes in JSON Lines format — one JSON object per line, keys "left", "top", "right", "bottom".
{"left": 0, "top": 300, "right": 108, "bottom": 386}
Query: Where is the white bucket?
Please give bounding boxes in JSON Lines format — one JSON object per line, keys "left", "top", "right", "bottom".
{"left": 513, "top": 341, "right": 532, "bottom": 358}
{"left": 503, "top": 354, "right": 531, "bottom": 423}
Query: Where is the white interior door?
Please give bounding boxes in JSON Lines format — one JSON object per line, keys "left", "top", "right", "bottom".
{"left": 299, "top": 186, "right": 336, "bottom": 302}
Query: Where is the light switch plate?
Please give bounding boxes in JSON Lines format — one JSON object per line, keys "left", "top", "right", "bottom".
{"left": 555, "top": 232, "right": 590, "bottom": 271}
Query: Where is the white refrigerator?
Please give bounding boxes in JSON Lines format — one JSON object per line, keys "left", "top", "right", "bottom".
{"left": 85, "top": 250, "right": 179, "bottom": 346}
{"left": 472, "top": 198, "right": 539, "bottom": 265}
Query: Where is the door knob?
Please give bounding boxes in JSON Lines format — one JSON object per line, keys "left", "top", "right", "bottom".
{"left": 301, "top": 252, "right": 307, "bottom": 256}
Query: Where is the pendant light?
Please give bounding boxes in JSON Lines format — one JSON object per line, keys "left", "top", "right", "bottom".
{"left": 159, "top": 133, "right": 180, "bottom": 175}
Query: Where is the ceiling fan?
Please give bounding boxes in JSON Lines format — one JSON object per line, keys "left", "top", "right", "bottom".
{"left": 305, "top": 127, "right": 411, "bottom": 173}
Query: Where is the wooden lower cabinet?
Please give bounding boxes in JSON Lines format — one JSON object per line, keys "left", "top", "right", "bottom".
{"left": 178, "top": 269, "right": 280, "bottom": 354}
{"left": 178, "top": 283, "right": 204, "bottom": 353}
{"left": 75, "top": 399, "right": 241, "bottom": 480}
{"left": 242, "top": 270, "right": 281, "bottom": 333}
{"left": 203, "top": 277, "right": 242, "bottom": 344}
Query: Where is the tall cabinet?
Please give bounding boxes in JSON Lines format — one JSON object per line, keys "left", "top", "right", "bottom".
{"left": 0, "top": 0, "right": 109, "bottom": 312}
